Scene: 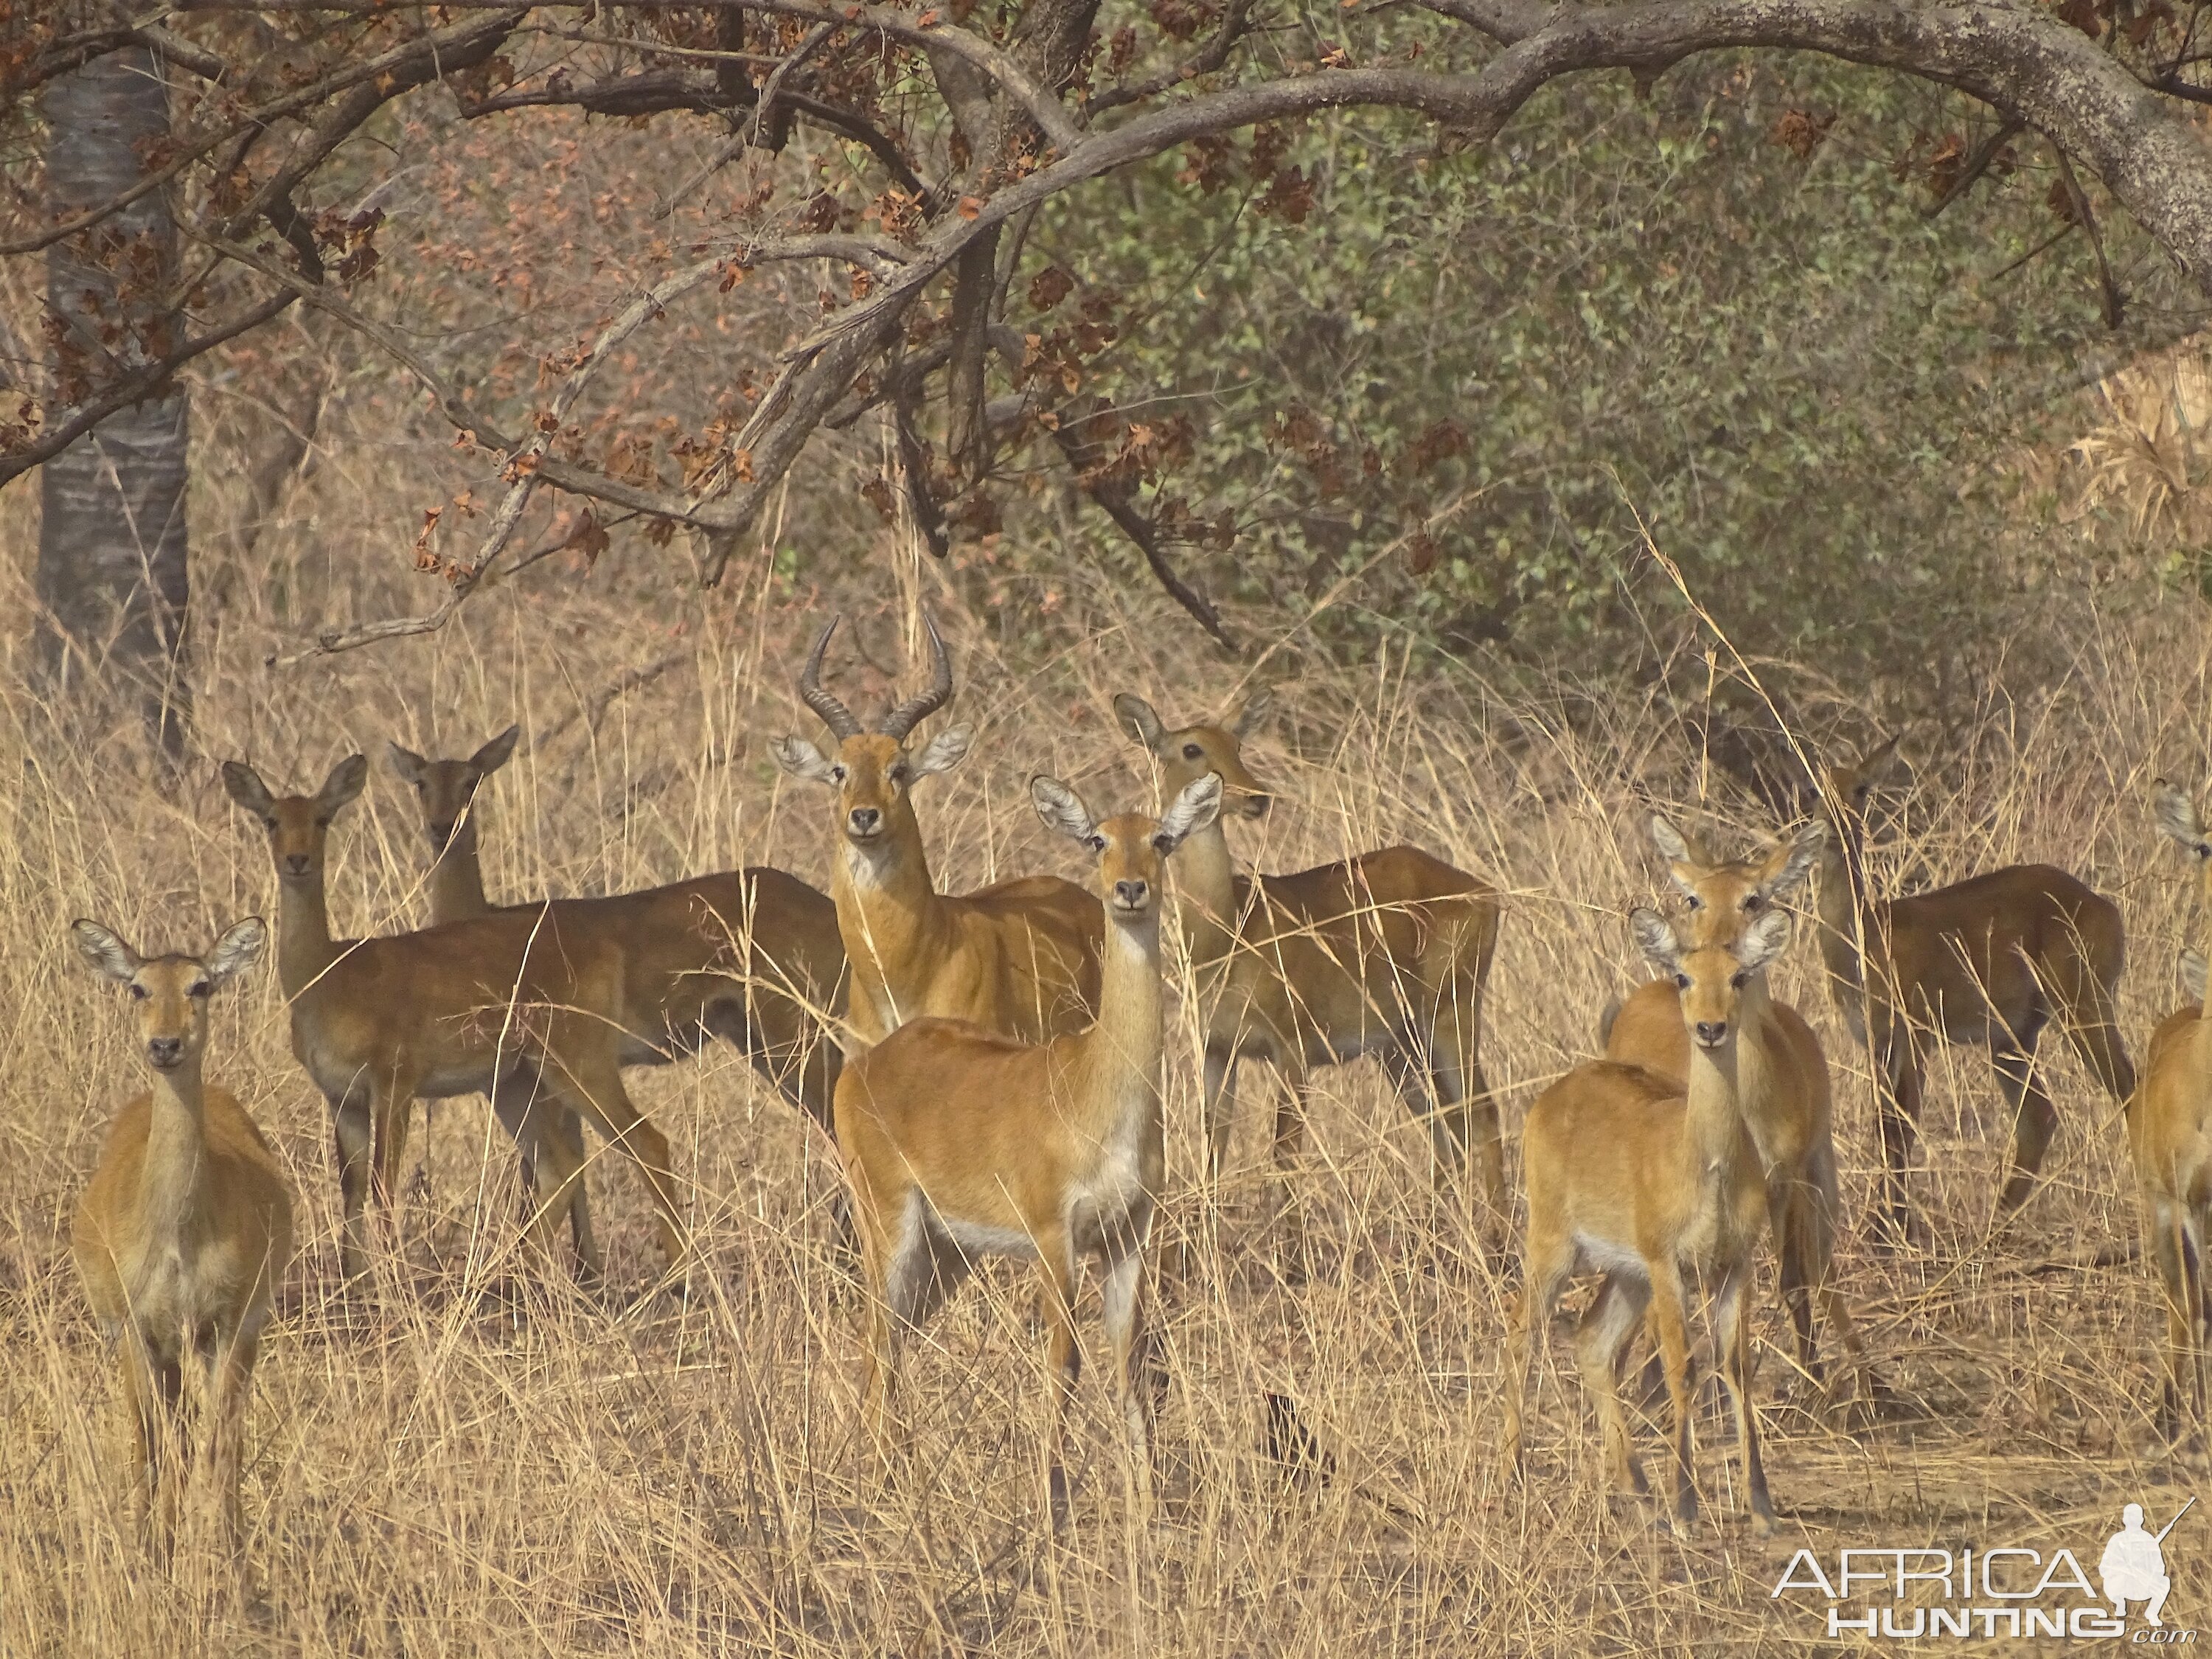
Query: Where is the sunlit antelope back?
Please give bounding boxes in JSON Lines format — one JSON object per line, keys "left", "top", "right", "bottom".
{"left": 2132, "top": 781, "right": 2212, "bottom": 1435}
{"left": 776, "top": 611, "right": 1102, "bottom": 1048}
{"left": 1115, "top": 692, "right": 1503, "bottom": 1223}
{"left": 1504, "top": 906, "right": 1789, "bottom": 1536}
{"left": 70, "top": 917, "right": 293, "bottom": 1557}
{"left": 1818, "top": 739, "right": 2135, "bottom": 1237}
{"left": 833, "top": 773, "right": 1222, "bottom": 1528}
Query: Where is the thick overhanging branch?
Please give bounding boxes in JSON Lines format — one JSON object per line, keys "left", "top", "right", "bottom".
{"left": 1412, "top": 0, "right": 2212, "bottom": 283}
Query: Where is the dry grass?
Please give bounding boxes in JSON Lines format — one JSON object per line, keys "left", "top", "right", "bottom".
{"left": 4, "top": 476, "right": 2212, "bottom": 1653}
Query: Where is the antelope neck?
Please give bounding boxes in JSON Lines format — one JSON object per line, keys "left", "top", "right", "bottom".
{"left": 429, "top": 824, "right": 491, "bottom": 923}
{"left": 140, "top": 1054, "right": 215, "bottom": 1245}
{"left": 1682, "top": 1024, "right": 1750, "bottom": 1169}
{"left": 832, "top": 815, "right": 948, "bottom": 1025}
{"left": 274, "top": 870, "right": 344, "bottom": 997}
{"left": 1172, "top": 815, "right": 1240, "bottom": 966}
{"left": 1073, "top": 907, "right": 1166, "bottom": 1135}
{"left": 1815, "top": 823, "right": 1871, "bottom": 995}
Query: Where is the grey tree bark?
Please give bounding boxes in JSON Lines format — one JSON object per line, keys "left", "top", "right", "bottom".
{"left": 38, "top": 44, "right": 189, "bottom": 758}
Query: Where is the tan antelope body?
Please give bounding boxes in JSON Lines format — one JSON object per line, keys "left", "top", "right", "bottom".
{"left": 776, "top": 614, "right": 1102, "bottom": 1050}
{"left": 2133, "top": 782, "right": 2212, "bottom": 1434}
{"left": 1504, "top": 907, "right": 1788, "bottom": 1535}
{"left": 1603, "top": 815, "right": 1866, "bottom": 1397}
{"left": 1113, "top": 694, "right": 1501, "bottom": 1210}
{"left": 387, "top": 728, "right": 846, "bottom": 1120}
{"left": 222, "top": 757, "right": 686, "bottom": 1284}
{"left": 835, "top": 773, "right": 1221, "bottom": 1525}
{"left": 70, "top": 917, "right": 293, "bottom": 1553}
{"left": 1820, "top": 743, "right": 2135, "bottom": 1236}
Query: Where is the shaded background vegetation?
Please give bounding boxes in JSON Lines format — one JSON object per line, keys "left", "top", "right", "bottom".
{"left": 7, "top": 27, "right": 2206, "bottom": 737}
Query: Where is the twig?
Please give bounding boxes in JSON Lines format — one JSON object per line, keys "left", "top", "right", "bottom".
{"left": 0, "top": 288, "right": 297, "bottom": 489}
{"left": 650, "top": 21, "right": 838, "bottom": 218}
{"left": 1087, "top": 0, "right": 1257, "bottom": 114}
{"left": 1921, "top": 116, "right": 2022, "bottom": 218}
{"left": 470, "top": 254, "right": 728, "bottom": 573}
{"left": 2051, "top": 142, "right": 2124, "bottom": 328}
{"left": 535, "top": 652, "right": 690, "bottom": 745}
{"left": 1988, "top": 222, "right": 2076, "bottom": 283}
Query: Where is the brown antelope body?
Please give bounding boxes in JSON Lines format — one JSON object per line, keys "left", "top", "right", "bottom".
{"left": 2134, "top": 782, "right": 2212, "bottom": 1434}
{"left": 223, "top": 757, "right": 686, "bottom": 1284}
{"left": 835, "top": 773, "right": 1221, "bottom": 1526}
{"left": 1503, "top": 907, "right": 1788, "bottom": 1535}
{"left": 1113, "top": 694, "right": 1501, "bottom": 1211}
{"left": 775, "top": 613, "right": 1102, "bottom": 1050}
{"left": 71, "top": 917, "right": 293, "bottom": 1554}
{"left": 1602, "top": 814, "right": 1866, "bottom": 1399}
{"left": 1820, "top": 742, "right": 2135, "bottom": 1236}
{"left": 388, "top": 728, "right": 846, "bottom": 1121}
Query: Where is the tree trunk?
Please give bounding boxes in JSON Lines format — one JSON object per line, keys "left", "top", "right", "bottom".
{"left": 39, "top": 44, "right": 190, "bottom": 759}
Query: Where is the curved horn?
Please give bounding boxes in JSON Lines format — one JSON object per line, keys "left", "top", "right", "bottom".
{"left": 880, "top": 609, "right": 954, "bottom": 739}
{"left": 796, "top": 617, "right": 863, "bottom": 740}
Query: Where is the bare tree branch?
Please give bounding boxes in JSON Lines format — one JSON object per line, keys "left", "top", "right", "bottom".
{"left": 2051, "top": 142, "right": 2124, "bottom": 329}
{"left": 7, "top": 23, "right": 232, "bottom": 94}
{"left": 0, "top": 289, "right": 298, "bottom": 487}
{"left": 0, "top": 10, "right": 526, "bottom": 257}
{"left": 1043, "top": 392, "right": 1234, "bottom": 649}
{"left": 1086, "top": 0, "right": 1259, "bottom": 114}
{"left": 650, "top": 21, "right": 837, "bottom": 218}
{"left": 1922, "top": 115, "right": 2023, "bottom": 218}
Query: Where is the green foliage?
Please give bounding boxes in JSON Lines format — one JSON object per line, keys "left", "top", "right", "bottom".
{"left": 1026, "top": 46, "right": 2183, "bottom": 695}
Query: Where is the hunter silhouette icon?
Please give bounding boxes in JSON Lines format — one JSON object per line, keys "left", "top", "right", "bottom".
{"left": 2101, "top": 1498, "right": 2193, "bottom": 1627}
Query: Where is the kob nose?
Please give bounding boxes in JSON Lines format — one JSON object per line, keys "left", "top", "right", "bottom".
{"left": 1694, "top": 1020, "right": 1728, "bottom": 1046}
{"left": 848, "top": 807, "right": 882, "bottom": 835}
{"left": 283, "top": 853, "right": 312, "bottom": 876}
{"left": 1114, "top": 880, "right": 1150, "bottom": 908}
{"left": 147, "top": 1037, "right": 183, "bottom": 1064}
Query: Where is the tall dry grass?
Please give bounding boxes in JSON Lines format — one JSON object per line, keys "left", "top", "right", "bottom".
{"left": 5, "top": 456, "right": 2212, "bottom": 1652}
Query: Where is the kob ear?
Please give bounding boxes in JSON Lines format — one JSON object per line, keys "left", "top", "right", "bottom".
{"left": 1758, "top": 820, "right": 1827, "bottom": 900}
{"left": 319, "top": 754, "right": 369, "bottom": 814}
{"left": 1113, "top": 693, "right": 1164, "bottom": 750}
{"left": 2153, "top": 779, "right": 2207, "bottom": 852}
{"left": 204, "top": 917, "right": 268, "bottom": 986}
{"left": 1031, "top": 775, "right": 1098, "bottom": 844}
{"left": 771, "top": 735, "right": 840, "bottom": 785}
{"left": 2182, "top": 947, "right": 2208, "bottom": 1007}
{"left": 1735, "top": 907, "right": 1794, "bottom": 974}
{"left": 1155, "top": 772, "right": 1224, "bottom": 851}
{"left": 71, "top": 919, "right": 142, "bottom": 983}
{"left": 1629, "top": 905, "right": 1683, "bottom": 973}
{"left": 386, "top": 742, "right": 428, "bottom": 786}
{"left": 914, "top": 724, "right": 973, "bottom": 777}
{"left": 1648, "top": 812, "right": 1697, "bottom": 866}
{"left": 1231, "top": 688, "right": 1274, "bottom": 740}
{"left": 471, "top": 724, "right": 522, "bottom": 776}
{"left": 220, "top": 761, "right": 276, "bottom": 817}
